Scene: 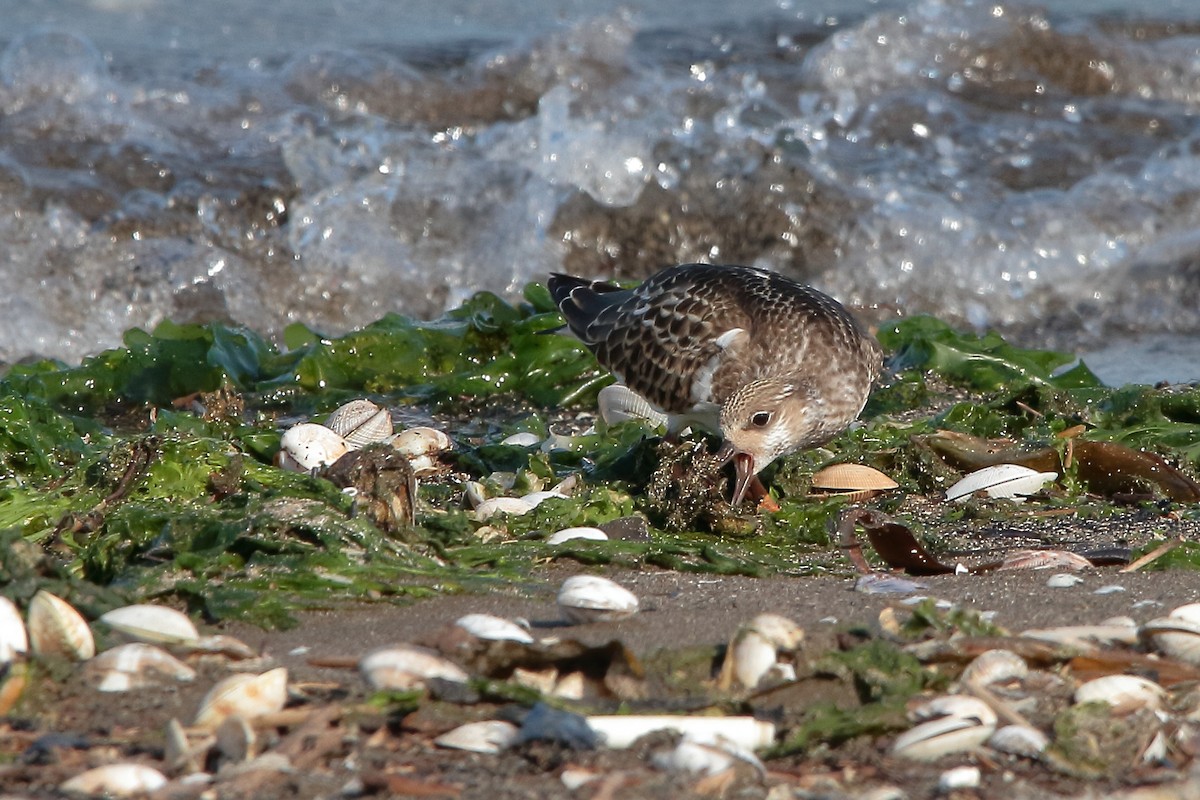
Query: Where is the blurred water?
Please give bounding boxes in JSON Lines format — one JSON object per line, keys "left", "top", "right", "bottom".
{"left": 0, "top": 0, "right": 1198, "bottom": 382}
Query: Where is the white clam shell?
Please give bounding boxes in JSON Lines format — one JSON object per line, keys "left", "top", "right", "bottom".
{"left": 324, "top": 399, "right": 393, "bottom": 448}
{"left": 193, "top": 667, "right": 288, "bottom": 730}
{"left": 390, "top": 427, "right": 452, "bottom": 457}
{"left": 0, "top": 596, "right": 28, "bottom": 663}
{"left": 98, "top": 604, "right": 199, "bottom": 645}
{"left": 1021, "top": 619, "right": 1140, "bottom": 648}
{"left": 87, "top": 643, "right": 196, "bottom": 692}
{"left": 547, "top": 526, "right": 608, "bottom": 545}
{"left": 60, "top": 763, "right": 167, "bottom": 796}
{"left": 556, "top": 575, "right": 639, "bottom": 624}
{"left": 597, "top": 384, "right": 669, "bottom": 429}
{"left": 435, "top": 720, "right": 519, "bottom": 754}
{"left": 27, "top": 590, "right": 95, "bottom": 661}
{"left": 359, "top": 644, "right": 469, "bottom": 690}
{"left": 455, "top": 613, "right": 534, "bottom": 644}
{"left": 586, "top": 715, "right": 775, "bottom": 750}
{"left": 728, "top": 630, "right": 780, "bottom": 690}
{"left": 960, "top": 649, "right": 1028, "bottom": 687}
{"left": 938, "top": 766, "right": 981, "bottom": 791}
{"left": 945, "top": 464, "right": 1057, "bottom": 502}
{"left": 988, "top": 724, "right": 1049, "bottom": 758}
{"left": 892, "top": 695, "right": 997, "bottom": 761}
{"left": 1074, "top": 674, "right": 1165, "bottom": 712}
{"left": 473, "top": 496, "right": 535, "bottom": 521}
{"left": 278, "top": 423, "right": 349, "bottom": 472}
{"left": 652, "top": 738, "right": 736, "bottom": 776}
{"left": 500, "top": 432, "right": 542, "bottom": 447}
{"left": 1143, "top": 603, "right": 1200, "bottom": 665}
{"left": 521, "top": 490, "right": 568, "bottom": 508}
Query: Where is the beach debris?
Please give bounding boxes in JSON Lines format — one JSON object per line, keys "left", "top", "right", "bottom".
{"left": 359, "top": 644, "right": 469, "bottom": 690}
{"left": 389, "top": 426, "right": 453, "bottom": 477}
{"left": 718, "top": 613, "right": 804, "bottom": 690}
{"left": 959, "top": 649, "right": 1028, "bottom": 688}
{"left": 945, "top": 464, "right": 1057, "bottom": 502}
{"left": 1074, "top": 675, "right": 1166, "bottom": 713}
{"left": 987, "top": 724, "right": 1049, "bottom": 758}
{"left": 556, "top": 575, "right": 639, "bottom": 624}
{"left": 586, "top": 714, "right": 776, "bottom": 750}
{"left": 499, "top": 431, "right": 541, "bottom": 447}
{"left": 454, "top": 613, "right": 534, "bottom": 644}
{"left": 277, "top": 423, "right": 349, "bottom": 472}
{"left": 547, "top": 526, "right": 609, "bottom": 544}
{"left": 324, "top": 399, "right": 393, "bottom": 448}
{"left": 193, "top": 667, "right": 289, "bottom": 730}
{"left": 435, "top": 720, "right": 520, "bottom": 754}
{"left": 810, "top": 463, "right": 898, "bottom": 501}
{"left": 97, "top": 604, "right": 200, "bottom": 646}
{"left": 85, "top": 643, "right": 196, "bottom": 692}
{"left": 892, "top": 695, "right": 997, "bottom": 760}
{"left": 60, "top": 763, "right": 168, "bottom": 797}
{"left": 1143, "top": 603, "right": 1200, "bottom": 666}
{"left": 27, "top": 590, "right": 95, "bottom": 662}
{"left": 596, "top": 384, "right": 669, "bottom": 429}
{"left": 0, "top": 596, "right": 28, "bottom": 664}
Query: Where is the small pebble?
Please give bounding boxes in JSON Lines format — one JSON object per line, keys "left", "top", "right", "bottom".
{"left": 1046, "top": 573, "right": 1084, "bottom": 588}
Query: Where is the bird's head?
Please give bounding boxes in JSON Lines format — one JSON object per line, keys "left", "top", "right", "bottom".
{"left": 718, "top": 379, "right": 817, "bottom": 505}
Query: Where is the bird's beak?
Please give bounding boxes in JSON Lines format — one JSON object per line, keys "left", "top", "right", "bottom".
{"left": 716, "top": 443, "right": 756, "bottom": 505}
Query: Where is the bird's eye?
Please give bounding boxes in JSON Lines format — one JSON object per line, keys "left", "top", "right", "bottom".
{"left": 750, "top": 411, "right": 772, "bottom": 428}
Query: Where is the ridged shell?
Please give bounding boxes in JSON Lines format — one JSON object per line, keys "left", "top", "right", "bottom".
{"left": 193, "top": 667, "right": 288, "bottom": 730}
{"left": 87, "top": 643, "right": 197, "bottom": 693}
{"left": 547, "top": 526, "right": 609, "bottom": 545}
{"left": 455, "top": 613, "right": 534, "bottom": 644}
{"left": 892, "top": 695, "right": 997, "bottom": 761}
{"left": 597, "top": 384, "right": 669, "bottom": 428}
{"left": 946, "top": 464, "right": 1057, "bottom": 502}
{"left": 98, "top": 604, "right": 199, "bottom": 645}
{"left": 1074, "top": 674, "right": 1165, "bottom": 712}
{"left": 0, "top": 596, "right": 28, "bottom": 663}
{"left": 60, "top": 763, "right": 168, "bottom": 796}
{"left": 586, "top": 715, "right": 775, "bottom": 750}
{"left": 27, "top": 590, "right": 95, "bottom": 661}
{"left": 556, "top": 575, "right": 639, "bottom": 624}
{"left": 324, "top": 400, "right": 393, "bottom": 448}
{"left": 277, "top": 423, "right": 349, "bottom": 472}
{"left": 435, "top": 720, "right": 519, "bottom": 754}
{"left": 390, "top": 427, "right": 452, "bottom": 457}
{"left": 1143, "top": 603, "right": 1200, "bottom": 665}
{"left": 359, "top": 644, "right": 469, "bottom": 690}
{"left": 811, "top": 464, "right": 899, "bottom": 493}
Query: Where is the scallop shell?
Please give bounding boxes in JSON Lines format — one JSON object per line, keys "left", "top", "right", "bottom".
{"left": 324, "top": 399, "right": 393, "bottom": 448}
{"left": 1143, "top": 603, "right": 1200, "bottom": 665}
{"left": 455, "top": 613, "right": 534, "bottom": 644}
{"left": 556, "top": 575, "right": 639, "bottom": 624}
{"left": 435, "top": 720, "right": 519, "bottom": 754}
{"left": 597, "top": 384, "right": 669, "bottom": 429}
{"left": 359, "top": 644, "right": 469, "bottom": 690}
{"left": 810, "top": 464, "right": 899, "bottom": 500}
{"left": 945, "top": 464, "right": 1057, "bottom": 502}
{"left": 0, "top": 596, "right": 28, "bottom": 663}
{"left": 27, "top": 590, "right": 95, "bottom": 661}
{"left": 60, "top": 763, "right": 168, "bottom": 796}
{"left": 277, "top": 423, "right": 349, "bottom": 472}
{"left": 87, "top": 643, "right": 197, "bottom": 692}
{"left": 98, "top": 604, "right": 199, "bottom": 645}
{"left": 892, "top": 695, "right": 997, "bottom": 761}
{"left": 390, "top": 427, "right": 452, "bottom": 457}
{"left": 547, "top": 526, "right": 609, "bottom": 545}
{"left": 586, "top": 715, "right": 775, "bottom": 750}
{"left": 1074, "top": 674, "right": 1165, "bottom": 713}
{"left": 193, "top": 667, "right": 288, "bottom": 730}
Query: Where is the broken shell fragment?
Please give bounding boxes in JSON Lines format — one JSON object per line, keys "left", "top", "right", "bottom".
{"left": 435, "top": 720, "right": 519, "bottom": 754}
{"left": 1074, "top": 675, "right": 1165, "bottom": 713}
{"left": 193, "top": 667, "right": 288, "bottom": 730}
{"left": 945, "top": 464, "right": 1057, "bottom": 502}
{"left": 359, "top": 644, "right": 469, "bottom": 690}
{"left": 98, "top": 604, "right": 200, "bottom": 646}
{"left": 500, "top": 432, "right": 541, "bottom": 447}
{"left": 547, "top": 526, "right": 609, "bottom": 545}
{"left": 324, "top": 399, "right": 393, "bottom": 448}
{"left": 1143, "top": 603, "right": 1200, "bottom": 666}
{"left": 455, "top": 613, "right": 535, "bottom": 644}
{"left": 556, "top": 575, "right": 639, "bottom": 624}
{"left": 0, "top": 596, "right": 28, "bottom": 664}
{"left": 28, "top": 590, "right": 95, "bottom": 661}
{"left": 60, "top": 763, "right": 168, "bottom": 797}
{"left": 586, "top": 715, "right": 775, "bottom": 750}
{"left": 810, "top": 463, "right": 899, "bottom": 501}
{"left": 277, "top": 423, "right": 349, "bottom": 472}
{"left": 892, "top": 695, "right": 997, "bottom": 761}
{"left": 473, "top": 496, "right": 535, "bottom": 521}
{"left": 86, "top": 643, "right": 197, "bottom": 692}
{"left": 390, "top": 427, "right": 452, "bottom": 457}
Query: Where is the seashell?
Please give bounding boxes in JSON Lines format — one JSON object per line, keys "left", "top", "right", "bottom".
{"left": 27, "top": 590, "right": 95, "bottom": 661}
{"left": 435, "top": 720, "right": 519, "bottom": 754}
{"left": 359, "top": 644, "right": 469, "bottom": 690}
{"left": 455, "top": 613, "right": 534, "bottom": 644}
{"left": 60, "top": 763, "right": 168, "bottom": 796}
{"left": 586, "top": 715, "right": 776, "bottom": 750}
{"left": 597, "top": 384, "right": 668, "bottom": 429}
{"left": 999, "top": 549, "right": 1092, "bottom": 571}
{"left": 193, "top": 667, "right": 288, "bottom": 730}
{"left": 722, "top": 614, "right": 805, "bottom": 690}
{"left": 810, "top": 463, "right": 899, "bottom": 501}
{"left": 1143, "top": 603, "right": 1200, "bottom": 666}
{"left": 652, "top": 738, "right": 736, "bottom": 776}
{"left": 473, "top": 496, "right": 535, "bottom": 521}
{"left": 98, "top": 604, "right": 200, "bottom": 645}
{"left": 390, "top": 427, "right": 452, "bottom": 457}
{"left": 547, "top": 526, "right": 608, "bottom": 545}
{"left": 1074, "top": 674, "right": 1165, "bottom": 713}
{"left": 0, "top": 596, "right": 28, "bottom": 663}
{"left": 549, "top": 474, "right": 580, "bottom": 496}
{"left": 184, "top": 634, "right": 257, "bottom": 660}
{"left": 892, "top": 695, "right": 997, "bottom": 761}
{"left": 463, "top": 481, "right": 488, "bottom": 508}
{"left": 556, "top": 575, "right": 639, "bottom": 624}
{"left": 277, "top": 423, "right": 349, "bottom": 472}
{"left": 87, "top": 643, "right": 196, "bottom": 692}
{"left": 938, "top": 766, "right": 981, "bottom": 791}
{"left": 1021, "top": 619, "right": 1140, "bottom": 648}
{"left": 553, "top": 670, "right": 586, "bottom": 700}
{"left": 1046, "top": 573, "right": 1084, "bottom": 588}
{"left": 945, "top": 464, "right": 1058, "bottom": 502}
{"left": 215, "top": 714, "right": 257, "bottom": 764}
{"left": 988, "top": 724, "right": 1048, "bottom": 758}
{"left": 500, "top": 432, "right": 541, "bottom": 447}
{"left": 960, "top": 649, "right": 1028, "bottom": 688}
{"left": 323, "top": 399, "right": 393, "bottom": 449}
{"left": 521, "top": 490, "right": 568, "bottom": 509}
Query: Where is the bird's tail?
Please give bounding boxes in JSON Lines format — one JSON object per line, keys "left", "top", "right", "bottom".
{"left": 547, "top": 273, "right": 629, "bottom": 341}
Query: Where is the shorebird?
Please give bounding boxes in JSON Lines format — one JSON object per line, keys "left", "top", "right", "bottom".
{"left": 548, "top": 263, "right": 882, "bottom": 505}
